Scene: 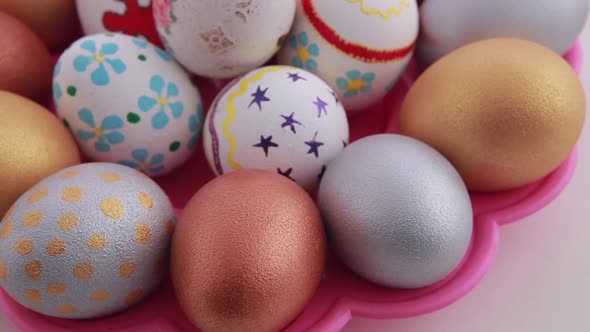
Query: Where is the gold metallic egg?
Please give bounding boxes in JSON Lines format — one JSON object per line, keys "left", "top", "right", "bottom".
{"left": 0, "top": 91, "right": 80, "bottom": 216}
{"left": 399, "top": 38, "right": 586, "bottom": 192}
{"left": 171, "top": 170, "right": 326, "bottom": 332}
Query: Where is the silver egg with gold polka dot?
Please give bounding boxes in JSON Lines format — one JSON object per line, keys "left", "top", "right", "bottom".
{"left": 0, "top": 162, "right": 175, "bottom": 319}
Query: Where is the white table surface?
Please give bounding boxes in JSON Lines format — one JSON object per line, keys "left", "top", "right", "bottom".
{"left": 1, "top": 9, "right": 589, "bottom": 332}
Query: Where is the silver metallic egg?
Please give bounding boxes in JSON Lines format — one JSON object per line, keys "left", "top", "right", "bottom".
{"left": 318, "top": 134, "right": 473, "bottom": 288}
{"left": 417, "top": 0, "right": 588, "bottom": 67}
{"left": 0, "top": 163, "right": 175, "bottom": 318}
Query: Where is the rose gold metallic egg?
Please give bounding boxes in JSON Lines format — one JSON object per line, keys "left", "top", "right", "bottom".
{"left": 171, "top": 170, "right": 326, "bottom": 332}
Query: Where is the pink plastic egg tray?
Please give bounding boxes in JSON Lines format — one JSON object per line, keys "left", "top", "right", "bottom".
{"left": 0, "top": 41, "right": 583, "bottom": 332}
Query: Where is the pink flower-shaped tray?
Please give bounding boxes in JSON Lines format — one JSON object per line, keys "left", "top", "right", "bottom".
{"left": 0, "top": 42, "right": 583, "bottom": 332}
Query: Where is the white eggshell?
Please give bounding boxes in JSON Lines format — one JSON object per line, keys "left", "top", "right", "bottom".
{"left": 153, "top": 0, "right": 296, "bottom": 78}
{"left": 277, "top": 0, "right": 419, "bottom": 111}
{"left": 417, "top": 0, "right": 588, "bottom": 67}
{"left": 203, "top": 65, "right": 349, "bottom": 190}
{"left": 54, "top": 33, "right": 203, "bottom": 177}
{"left": 0, "top": 163, "right": 175, "bottom": 319}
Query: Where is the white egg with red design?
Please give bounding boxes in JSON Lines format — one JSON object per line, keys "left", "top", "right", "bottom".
{"left": 203, "top": 65, "right": 349, "bottom": 190}
{"left": 153, "top": 0, "right": 296, "bottom": 78}
{"left": 277, "top": 0, "right": 419, "bottom": 112}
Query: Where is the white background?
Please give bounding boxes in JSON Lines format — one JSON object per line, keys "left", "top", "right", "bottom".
{"left": 1, "top": 7, "right": 589, "bottom": 332}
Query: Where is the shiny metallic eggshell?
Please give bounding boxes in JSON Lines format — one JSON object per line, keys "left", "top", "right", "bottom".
{"left": 318, "top": 134, "right": 473, "bottom": 289}
{"left": 171, "top": 170, "right": 326, "bottom": 332}
{"left": 417, "top": 0, "right": 588, "bottom": 67}
{"left": 0, "top": 163, "right": 175, "bottom": 319}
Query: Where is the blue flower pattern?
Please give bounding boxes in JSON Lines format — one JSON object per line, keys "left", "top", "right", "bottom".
{"left": 132, "top": 38, "right": 172, "bottom": 62}
{"left": 73, "top": 40, "right": 127, "bottom": 86}
{"left": 53, "top": 61, "right": 62, "bottom": 103}
{"left": 138, "top": 75, "right": 185, "bottom": 129}
{"left": 119, "top": 149, "right": 165, "bottom": 174}
{"left": 288, "top": 32, "right": 319, "bottom": 72}
{"left": 336, "top": 70, "right": 376, "bottom": 98}
{"left": 76, "top": 108, "right": 125, "bottom": 152}
{"left": 187, "top": 103, "right": 204, "bottom": 150}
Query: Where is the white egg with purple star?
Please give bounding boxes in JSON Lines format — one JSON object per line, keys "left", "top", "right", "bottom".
{"left": 203, "top": 65, "right": 349, "bottom": 190}
{"left": 53, "top": 32, "right": 204, "bottom": 178}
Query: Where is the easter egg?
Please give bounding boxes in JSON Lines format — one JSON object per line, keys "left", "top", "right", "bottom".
{"left": 0, "top": 91, "right": 80, "bottom": 217}
{"left": 417, "top": 0, "right": 588, "bottom": 67}
{"left": 76, "top": 0, "right": 163, "bottom": 47}
{"left": 202, "top": 65, "right": 349, "bottom": 190}
{"left": 399, "top": 38, "right": 586, "bottom": 192}
{"left": 0, "top": 12, "right": 53, "bottom": 100}
{"left": 153, "top": 0, "right": 296, "bottom": 78}
{"left": 277, "top": 0, "right": 419, "bottom": 111}
{"left": 0, "top": 0, "right": 80, "bottom": 51}
{"left": 0, "top": 163, "right": 175, "bottom": 319}
{"left": 318, "top": 134, "right": 473, "bottom": 289}
{"left": 171, "top": 170, "right": 326, "bottom": 332}
{"left": 54, "top": 33, "right": 203, "bottom": 177}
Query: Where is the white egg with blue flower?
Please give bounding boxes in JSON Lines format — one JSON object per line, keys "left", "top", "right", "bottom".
{"left": 277, "top": 0, "right": 419, "bottom": 112}
{"left": 53, "top": 32, "right": 203, "bottom": 177}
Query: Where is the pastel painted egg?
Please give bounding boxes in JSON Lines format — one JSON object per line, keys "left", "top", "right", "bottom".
{"left": 153, "top": 0, "right": 296, "bottom": 78}
{"left": 417, "top": 0, "right": 588, "bottom": 67}
{"left": 203, "top": 65, "right": 349, "bottom": 190}
{"left": 277, "top": 0, "right": 419, "bottom": 111}
{"left": 54, "top": 33, "right": 203, "bottom": 177}
{"left": 76, "top": 0, "right": 163, "bottom": 47}
{"left": 318, "top": 134, "right": 473, "bottom": 288}
{"left": 0, "top": 162, "right": 175, "bottom": 319}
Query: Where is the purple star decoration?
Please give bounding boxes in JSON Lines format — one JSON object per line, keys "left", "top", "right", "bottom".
{"left": 253, "top": 135, "right": 279, "bottom": 157}
{"left": 278, "top": 167, "right": 295, "bottom": 181}
{"left": 313, "top": 97, "right": 328, "bottom": 118}
{"left": 330, "top": 90, "right": 340, "bottom": 105}
{"left": 281, "top": 112, "right": 303, "bottom": 134}
{"left": 288, "top": 72, "right": 306, "bottom": 82}
{"left": 305, "top": 131, "right": 324, "bottom": 158}
{"left": 249, "top": 86, "right": 271, "bottom": 111}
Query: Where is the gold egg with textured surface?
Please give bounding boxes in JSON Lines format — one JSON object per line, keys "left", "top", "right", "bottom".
{"left": 399, "top": 38, "right": 586, "bottom": 192}
{"left": 0, "top": 91, "right": 80, "bottom": 216}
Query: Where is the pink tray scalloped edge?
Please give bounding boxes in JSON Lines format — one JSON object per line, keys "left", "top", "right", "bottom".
{"left": 0, "top": 41, "right": 583, "bottom": 332}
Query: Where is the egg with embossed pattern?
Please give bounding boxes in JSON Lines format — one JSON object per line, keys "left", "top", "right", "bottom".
{"left": 203, "top": 65, "right": 349, "bottom": 190}
{"left": 0, "top": 163, "right": 175, "bottom": 319}
{"left": 153, "top": 0, "right": 296, "bottom": 78}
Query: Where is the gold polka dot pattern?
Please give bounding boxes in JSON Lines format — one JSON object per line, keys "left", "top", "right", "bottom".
{"left": 90, "top": 289, "right": 110, "bottom": 302}
{"left": 139, "top": 192, "right": 153, "bottom": 209}
{"left": 73, "top": 262, "right": 93, "bottom": 280}
{"left": 46, "top": 239, "right": 67, "bottom": 256}
{"left": 101, "top": 197, "right": 124, "bottom": 220}
{"left": 23, "top": 289, "right": 42, "bottom": 303}
{"left": 87, "top": 233, "right": 106, "bottom": 250}
{"left": 58, "top": 212, "right": 79, "bottom": 231}
{"left": 13, "top": 239, "right": 34, "bottom": 256}
{"left": 47, "top": 283, "right": 67, "bottom": 295}
{"left": 23, "top": 210, "right": 43, "bottom": 228}
{"left": 135, "top": 224, "right": 152, "bottom": 244}
{"left": 59, "top": 170, "right": 80, "bottom": 179}
{"left": 57, "top": 304, "right": 77, "bottom": 315}
{"left": 62, "top": 187, "right": 83, "bottom": 203}
{"left": 119, "top": 261, "right": 136, "bottom": 278}
{"left": 0, "top": 221, "right": 13, "bottom": 238}
{"left": 124, "top": 289, "right": 144, "bottom": 305}
{"left": 27, "top": 188, "right": 48, "bottom": 204}
{"left": 25, "top": 260, "right": 42, "bottom": 280}
{"left": 100, "top": 172, "right": 121, "bottom": 183}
